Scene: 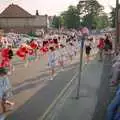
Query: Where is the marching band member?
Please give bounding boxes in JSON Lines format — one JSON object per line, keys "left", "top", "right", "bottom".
{"left": 48, "top": 46, "right": 56, "bottom": 80}
{"left": 67, "top": 43, "right": 74, "bottom": 63}
{"left": 0, "top": 45, "right": 14, "bottom": 75}
{"left": 16, "top": 44, "right": 28, "bottom": 67}
{"left": 58, "top": 44, "right": 65, "bottom": 71}
{"left": 0, "top": 49, "right": 14, "bottom": 113}
{"left": 26, "top": 45, "right": 36, "bottom": 66}
{"left": 29, "top": 39, "right": 38, "bottom": 61}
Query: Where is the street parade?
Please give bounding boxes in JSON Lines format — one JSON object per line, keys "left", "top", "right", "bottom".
{"left": 0, "top": 0, "right": 118, "bottom": 119}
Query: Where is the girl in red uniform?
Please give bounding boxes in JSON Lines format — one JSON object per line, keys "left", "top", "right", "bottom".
{"left": 16, "top": 44, "right": 28, "bottom": 67}
{"left": 29, "top": 40, "right": 38, "bottom": 60}
{"left": 0, "top": 46, "right": 13, "bottom": 74}
{"left": 27, "top": 46, "right": 36, "bottom": 66}
{"left": 0, "top": 49, "right": 14, "bottom": 113}
{"left": 97, "top": 37, "right": 105, "bottom": 61}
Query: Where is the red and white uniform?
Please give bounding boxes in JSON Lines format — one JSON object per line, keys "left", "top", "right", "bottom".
{"left": 0, "top": 48, "right": 10, "bottom": 68}
{"left": 16, "top": 46, "right": 28, "bottom": 60}
{"left": 30, "top": 41, "right": 38, "bottom": 50}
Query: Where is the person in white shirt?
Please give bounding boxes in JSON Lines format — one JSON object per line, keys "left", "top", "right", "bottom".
{"left": 57, "top": 44, "right": 65, "bottom": 71}
{"left": 48, "top": 47, "right": 56, "bottom": 80}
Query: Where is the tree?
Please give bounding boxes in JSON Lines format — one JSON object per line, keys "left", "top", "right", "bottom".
{"left": 61, "top": 6, "right": 80, "bottom": 29}
{"left": 94, "top": 13, "right": 109, "bottom": 29}
{"left": 77, "top": 0, "right": 104, "bottom": 29}
{"left": 77, "top": 0, "right": 103, "bottom": 15}
{"left": 52, "top": 16, "right": 61, "bottom": 29}
{"left": 109, "top": 7, "right": 116, "bottom": 28}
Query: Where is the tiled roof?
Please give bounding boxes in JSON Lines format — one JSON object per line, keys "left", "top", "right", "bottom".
{"left": 0, "top": 4, "right": 33, "bottom": 18}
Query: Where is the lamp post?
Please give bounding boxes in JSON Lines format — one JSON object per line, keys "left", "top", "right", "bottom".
{"left": 76, "top": 27, "right": 89, "bottom": 99}
{"left": 115, "top": 0, "right": 119, "bottom": 53}
{"left": 75, "top": 0, "right": 89, "bottom": 100}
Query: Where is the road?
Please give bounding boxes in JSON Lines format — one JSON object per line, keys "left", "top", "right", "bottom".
{"left": 6, "top": 54, "right": 81, "bottom": 120}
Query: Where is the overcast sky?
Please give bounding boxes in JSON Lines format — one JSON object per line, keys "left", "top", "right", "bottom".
{"left": 0, "top": 0, "right": 116, "bottom": 15}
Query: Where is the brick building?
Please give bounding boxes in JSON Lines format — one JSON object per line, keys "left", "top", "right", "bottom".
{"left": 0, "top": 4, "right": 49, "bottom": 33}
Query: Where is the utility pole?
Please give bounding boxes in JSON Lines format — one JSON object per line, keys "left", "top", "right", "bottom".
{"left": 116, "top": 0, "right": 119, "bottom": 52}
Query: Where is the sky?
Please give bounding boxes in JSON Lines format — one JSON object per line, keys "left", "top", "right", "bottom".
{"left": 0, "top": 0, "right": 116, "bottom": 16}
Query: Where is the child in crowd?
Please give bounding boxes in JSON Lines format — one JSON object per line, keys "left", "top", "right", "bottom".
{"left": 48, "top": 47, "right": 56, "bottom": 80}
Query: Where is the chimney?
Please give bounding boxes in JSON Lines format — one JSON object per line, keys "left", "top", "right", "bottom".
{"left": 36, "top": 10, "right": 39, "bottom": 16}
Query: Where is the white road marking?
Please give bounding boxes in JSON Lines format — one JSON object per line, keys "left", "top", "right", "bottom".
{"left": 39, "top": 72, "right": 78, "bottom": 120}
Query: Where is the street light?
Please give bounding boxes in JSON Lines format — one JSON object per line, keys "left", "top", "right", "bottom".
{"left": 115, "top": 0, "right": 119, "bottom": 53}
{"left": 76, "top": 27, "right": 89, "bottom": 99}
{"left": 75, "top": 0, "right": 89, "bottom": 100}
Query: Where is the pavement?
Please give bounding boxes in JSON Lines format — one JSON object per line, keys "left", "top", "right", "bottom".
{"left": 41, "top": 57, "right": 104, "bottom": 120}
{"left": 92, "top": 55, "right": 113, "bottom": 120}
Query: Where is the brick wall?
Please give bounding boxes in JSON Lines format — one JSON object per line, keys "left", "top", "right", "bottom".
{"left": 0, "top": 15, "right": 48, "bottom": 33}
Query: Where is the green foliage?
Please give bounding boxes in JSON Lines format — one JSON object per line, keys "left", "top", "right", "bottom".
{"left": 28, "top": 31, "right": 36, "bottom": 37}
{"left": 52, "top": 16, "right": 61, "bottom": 29}
{"left": 77, "top": 0, "right": 103, "bottom": 16}
{"left": 61, "top": 6, "right": 80, "bottom": 29}
{"left": 94, "top": 14, "right": 109, "bottom": 29}
{"left": 109, "top": 7, "right": 116, "bottom": 28}
{"left": 51, "top": 0, "right": 109, "bottom": 29}
{"left": 77, "top": 0, "right": 108, "bottom": 29}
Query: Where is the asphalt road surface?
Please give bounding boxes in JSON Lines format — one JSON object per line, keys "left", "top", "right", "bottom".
{"left": 7, "top": 57, "right": 79, "bottom": 120}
